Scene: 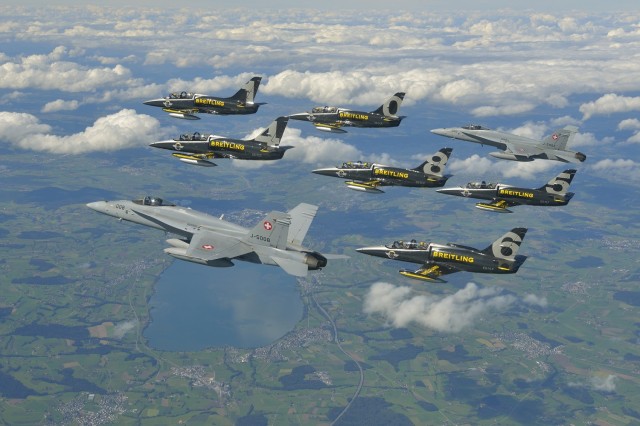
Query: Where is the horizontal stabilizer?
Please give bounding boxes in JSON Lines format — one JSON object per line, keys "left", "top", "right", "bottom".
{"left": 272, "top": 256, "right": 308, "bottom": 277}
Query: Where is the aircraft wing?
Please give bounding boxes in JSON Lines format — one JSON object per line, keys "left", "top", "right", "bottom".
{"left": 185, "top": 229, "right": 253, "bottom": 261}
{"left": 505, "top": 141, "right": 541, "bottom": 155}
{"left": 475, "top": 199, "right": 516, "bottom": 213}
{"left": 399, "top": 263, "right": 458, "bottom": 283}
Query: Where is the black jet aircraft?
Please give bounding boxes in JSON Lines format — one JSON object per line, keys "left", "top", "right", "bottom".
{"left": 437, "top": 169, "right": 577, "bottom": 213}
{"left": 357, "top": 228, "right": 528, "bottom": 282}
{"left": 312, "top": 148, "right": 453, "bottom": 193}
{"left": 288, "top": 92, "right": 405, "bottom": 133}
{"left": 150, "top": 116, "right": 291, "bottom": 167}
{"left": 143, "top": 76, "right": 264, "bottom": 120}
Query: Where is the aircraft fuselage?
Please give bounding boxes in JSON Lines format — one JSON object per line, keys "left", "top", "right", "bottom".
{"left": 150, "top": 136, "right": 289, "bottom": 161}
{"left": 438, "top": 185, "right": 573, "bottom": 206}
{"left": 356, "top": 242, "right": 520, "bottom": 274}
{"left": 289, "top": 109, "right": 402, "bottom": 129}
{"left": 144, "top": 95, "right": 260, "bottom": 117}
{"left": 313, "top": 164, "right": 447, "bottom": 188}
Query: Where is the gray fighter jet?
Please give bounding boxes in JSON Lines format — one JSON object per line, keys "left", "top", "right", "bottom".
{"left": 357, "top": 228, "right": 527, "bottom": 282}
{"left": 437, "top": 169, "right": 577, "bottom": 213}
{"left": 150, "top": 116, "right": 291, "bottom": 167}
{"left": 431, "top": 125, "right": 586, "bottom": 163}
{"left": 312, "top": 148, "right": 452, "bottom": 193}
{"left": 87, "top": 196, "right": 333, "bottom": 277}
{"left": 143, "top": 76, "right": 264, "bottom": 120}
{"left": 288, "top": 92, "right": 405, "bottom": 133}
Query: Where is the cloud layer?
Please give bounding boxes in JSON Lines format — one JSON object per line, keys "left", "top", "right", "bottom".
{"left": 0, "top": 109, "right": 162, "bottom": 154}
{"left": 363, "top": 282, "right": 545, "bottom": 333}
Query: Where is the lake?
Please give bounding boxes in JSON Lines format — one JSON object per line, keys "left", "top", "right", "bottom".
{"left": 143, "top": 260, "right": 303, "bottom": 351}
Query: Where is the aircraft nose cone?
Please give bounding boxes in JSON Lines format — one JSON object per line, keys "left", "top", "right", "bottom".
{"left": 355, "top": 246, "right": 387, "bottom": 258}
{"left": 312, "top": 167, "right": 340, "bottom": 177}
{"left": 436, "top": 187, "right": 463, "bottom": 195}
{"left": 150, "top": 140, "right": 178, "bottom": 150}
{"left": 430, "top": 128, "right": 451, "bottom": 137}
{"left": 287, "top": 113, "right": 311, "bottom": 121}
{"left": 86, "top": 201, "right": 107, "bottom": 213}
{"left": 143, "top": 99, "right": 164, "bottom": 107}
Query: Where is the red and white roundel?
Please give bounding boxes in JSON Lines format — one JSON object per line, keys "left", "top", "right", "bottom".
{"left": 263, "top": 221, "right": 273, "bottom": 230}
{"left": 201, "top": 244, "right": 214, "bottom": 250}
{"left": 552, "top": 133, "right": 559, "bottom": 140}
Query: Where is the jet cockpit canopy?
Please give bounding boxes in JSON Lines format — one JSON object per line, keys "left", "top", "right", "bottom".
{"left": 341, "top": 161, "right": 371, "bottom": 169}
{"left": 168, "top": 91, "right": 194, "bottom": 99}
{"left": 312, "top": 106, "right": 338, "bottom": 113}
{"left": 386, "top": 239, "right": 429, "bottom": 250}
{"left": 466, "top": 181, "right": 496, "bottom": 189}
{"left": 177, "top": 132, "right": 209, "bottom": 141}
{"left": 462, "top": 124, "right": 490, "bottom": 130}
{"left": 134, "top": 196, "right": 176, "bottom": 207}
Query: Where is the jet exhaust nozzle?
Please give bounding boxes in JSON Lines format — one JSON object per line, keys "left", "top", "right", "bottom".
{"left": 304, "top": 252, "right": 327, "bottom": 270}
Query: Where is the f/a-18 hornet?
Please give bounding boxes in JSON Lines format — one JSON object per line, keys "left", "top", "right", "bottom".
{"left": 150, "top": 116, "right": 291, "bottom": 167}
{"left": 143, "top": 76, "right": 264, "bottom": 120}
{"left": 312, "top": 148, "right": 453, "bottom": 193}
{"left": 357, "top": 228, "right": 527, "bottom": 282}
{"left": 431, "top": 125, "right": 586, "bottom": 163}
{"left": 288, "top": 92, "right": 405, "bottom": 133}
{"left": 87, "top": 196, "right": 337, "bottom": 277}
{"left": 438, "top": 169, "right": 577, "bottom": 213}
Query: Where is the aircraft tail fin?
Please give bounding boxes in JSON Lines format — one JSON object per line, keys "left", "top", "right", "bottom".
{"left": 230, "top": 76, "right": 262, "bottom": 104}
{"left": 542, "top": 126, "right": 578, "bottom": 150}
{"left": 243, "top": 210, "right": 290, "bottom": 250}
{"left": 481, "top": 228, "right": 527, "bottom": 261}
{"left": 286, "top": 203, "right": 318, "bottom": 246}
{"left": 538, "top": 169, "right": 577, "bottom": 195}
{"left": 252, "top": 116, "right": 289, "bottom": 146}
{"left": 412, "top": 147, "right": 452, "bottom": 177}
{"left": 370, "top": 92, "right": 405, "bottom": 117}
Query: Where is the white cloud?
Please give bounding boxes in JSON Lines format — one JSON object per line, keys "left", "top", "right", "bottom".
{"left": 363, "top": 282, "right": 530, "bottom": 333}
{"left": 522, "top": 294, "right": 548, "bottom": 308}
{"left": 0, "top": 47, "right": 138, "bottom": 92}
{"left": 281, "top": 127, "right": 361, "bottom": 165}
{"left": 0, "top": 109, "right": 162, "bottom": 154}
{"left": 590, "top": 374, "right": 617, "bottom": 393}
{"left": 589, "top": 158, "right": 640, "bottom": 182}
{"left": 580, "top": 94, "right": 640, "bottom": 120}
{"left": 591, "top": 158, "right": 637, "bottom": 170}
{"left": 41, "top": 99, "right": 79, "bottom": 113}
{"left": 617, "top": 118, "right": 640, "bottom": 130}
{"left": 112, "top": 320, "right": 137, "bottom": 339}
{"left": 471, "top": 103, "right": 536, "bottom": 117}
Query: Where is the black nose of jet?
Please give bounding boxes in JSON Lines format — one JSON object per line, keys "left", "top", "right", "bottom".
{"left": 150, "top": 141, "right": 179, "bottom": 151}
{"left": 143, "top": 99, "right": 164, "bottom": 107}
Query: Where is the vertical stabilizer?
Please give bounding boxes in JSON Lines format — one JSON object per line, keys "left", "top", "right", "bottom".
{"left": 252, "top": 116, "right": 289, "bottom": 146}
{"left": 287, "top": 203, "right": 318, "bottom": 246}
{"left": 413, "top": 147, "right": 452, "bottom": 177}
{"left": 243, "top": 211, "right": 290, "bottom": 250}
{"left": 542, "top": 126, "right": 578, "bottom": 150}
{"left": 482, "top": 228, "right": 527, "bottom": 261}
{"left": 230, "top": 76, "right": 262, "bottom": 104}
{"left": 539, "top": 169, "right": 577, "bottom": 195}
{"left": 371, "top": 92, "right": 405, "bottom": 117}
